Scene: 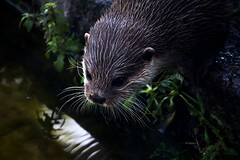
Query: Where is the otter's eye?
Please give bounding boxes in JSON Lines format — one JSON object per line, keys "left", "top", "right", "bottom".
{"left": 86, "top": 70, "right": 92, "bottom": 81}
{"left": 111, "top": 77, "right": 126, "bottom": 87}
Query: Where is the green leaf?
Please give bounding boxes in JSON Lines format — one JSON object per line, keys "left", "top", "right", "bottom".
{"left": 23, "top": 18, "right": 34, "bottom": 32}
{"left": 196, "top": 93, "right": 205, "bottom": 113}
{"left": 210, "top": 114, "right": 224, "bottom": 128}
{"left": 41, "top": 2, "right": 57, "bottom": 12}
{"left": 19, "top": 13, "right": 29, "bottom": 28}
{"left": 65, "top": 38, "right": 82, "bottom": 53}
{"left": 45, "top": 49, "right": 51, "bottom": 59}
{"left": 202, "top": 145, "right": 217, "bottom": 160}
{"left": 53, "top": 54, "right": 65, "bottom": 72}
{"left": 204, "top": 128, "right": 210, "bottom": 144}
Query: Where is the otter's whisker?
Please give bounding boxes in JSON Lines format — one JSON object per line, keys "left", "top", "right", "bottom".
{"left": 59, "top": 86, "right": 83, "bottom": 92}
{"left": 79, "top": 100, "right": 89, "bottom": 114}
{"left": 80, "top": 101, "right": 96, "bottom": 114}
{"left": 120, "top": 101, "right": 147, "bottom": 127}
{"left": 116, "top": 105, "right": 131, "bottom": 122}
{"left": 59, "top": 94, "right": 82, "bottom": 113}
{"left": 113, "top": 105, "right": 123, "bottom": 120}
{"left": 74, "top": 99, "right": 85, "bottom": 115}
{"left": 77, "top": 100, "right": 87, "bottom": 114}
{"left": 120, "top": 102, "right": 137, "bottom": 122}
{"left": 59, "top": 91, "right": 83, "bottom": 101}
{"left": 109, "top": 107, "right": 116, "bottom": 120}
{"left": 57, "top": 87, "right": 83, "bottom": 98}
{"left": 69, "top": 96, "right": 84, "bottom": 113}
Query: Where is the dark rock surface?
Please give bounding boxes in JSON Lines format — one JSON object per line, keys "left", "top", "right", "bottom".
{"left": 206, "top": 18, "right": 240, "bottom": 148}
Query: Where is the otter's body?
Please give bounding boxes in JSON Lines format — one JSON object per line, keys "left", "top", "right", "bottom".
{"left": 83, "top": 0, "right": 229, "bottom": 107}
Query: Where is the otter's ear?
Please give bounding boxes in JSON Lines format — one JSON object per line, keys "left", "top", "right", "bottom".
{"left": 142, "top": 47, "right": 155, "bottom": 61}
{"left": 84, "top": 33, "right": 90, "bottom": 43}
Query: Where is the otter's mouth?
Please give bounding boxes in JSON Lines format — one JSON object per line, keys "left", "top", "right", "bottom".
{"left": 85, "top": 91, "right": 114, "bottom": 107}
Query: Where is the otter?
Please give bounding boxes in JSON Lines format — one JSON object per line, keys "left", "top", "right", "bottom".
{"left": 82, "top": 0, "right": 229, "bottom": 108}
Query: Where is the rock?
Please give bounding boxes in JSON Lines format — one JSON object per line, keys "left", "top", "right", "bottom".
{"left": 206, "top": 18, "right": 240, "bottom": 148}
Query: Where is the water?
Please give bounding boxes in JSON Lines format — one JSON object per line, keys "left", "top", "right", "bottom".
{"left": 0, "top": 66, "right": 71, "bottom": 160}
{"left": 0, "top": 58, "right": 146, "bottom": 160}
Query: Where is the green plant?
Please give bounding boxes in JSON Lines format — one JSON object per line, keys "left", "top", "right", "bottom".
{"left": 20, "top": 2, "right": 82, "bottom": 72}
{"left": 139, "top": 73, "right": 237, "bottom": 159}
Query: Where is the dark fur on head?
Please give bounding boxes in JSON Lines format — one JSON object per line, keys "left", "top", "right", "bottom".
{"left": 82, "top": 0, "right": 229, "bottom": 108}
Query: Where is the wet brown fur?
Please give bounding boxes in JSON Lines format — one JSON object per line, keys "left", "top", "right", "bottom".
{"left": 83, "top": 0, "right": 230, "bottom": 107}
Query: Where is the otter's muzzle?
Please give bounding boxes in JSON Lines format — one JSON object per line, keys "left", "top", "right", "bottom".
{"left": 89, "top": 93, "right": 106, "bottom": 105}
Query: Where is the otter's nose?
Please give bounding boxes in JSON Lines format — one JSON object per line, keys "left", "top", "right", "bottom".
{"left": 89, "top": 93, "right": 106, "bottom": 105}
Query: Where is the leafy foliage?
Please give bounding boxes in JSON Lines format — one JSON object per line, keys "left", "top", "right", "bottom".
{"left": 139, "top": 73, "right": 238, "bottom": 159}
{"left": 20, "top": 2, "right": 82, "bottom": 72}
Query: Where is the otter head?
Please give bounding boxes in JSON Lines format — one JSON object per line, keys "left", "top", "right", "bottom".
{"left": 82, "top": 22, "right": 161, "bottom": 108}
